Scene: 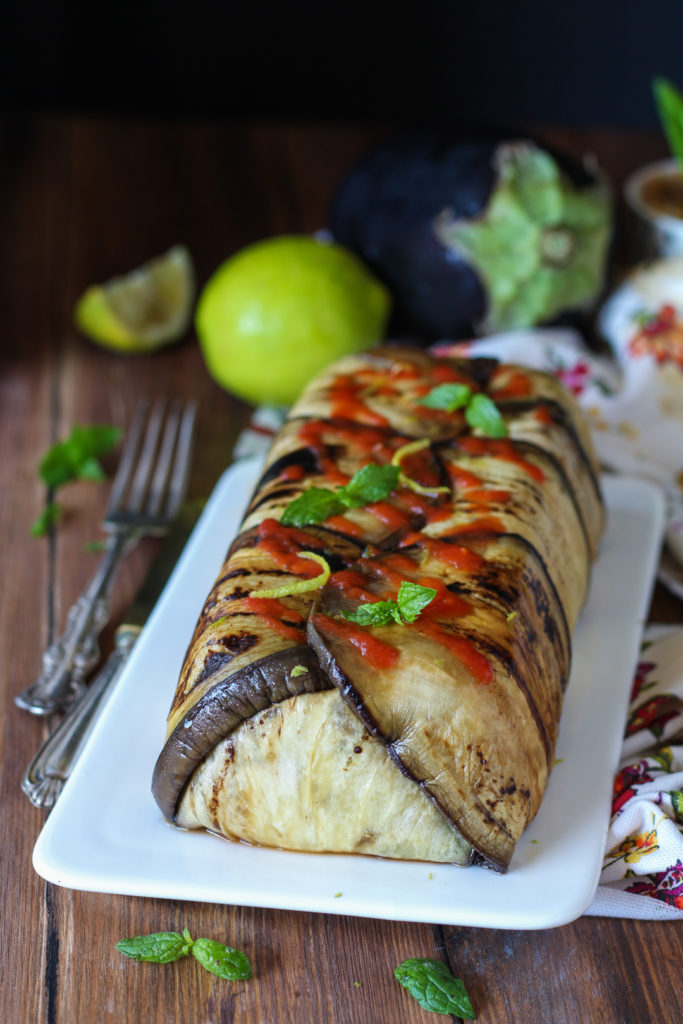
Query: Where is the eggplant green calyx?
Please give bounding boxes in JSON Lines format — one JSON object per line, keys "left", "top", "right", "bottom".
{"left": 434, "top": 141, "right": 611, "bottom": 333}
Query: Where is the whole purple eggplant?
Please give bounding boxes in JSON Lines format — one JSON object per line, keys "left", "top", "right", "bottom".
{"left": 329, "top": 128, "right": 612, "bottom": 342}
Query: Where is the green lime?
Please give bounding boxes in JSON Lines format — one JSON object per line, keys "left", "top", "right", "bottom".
{"left": 195, "top": 235, "right": 391, "bottom": 405}
{"left": 74, "top": 245, "right": 195, "bottom": 353}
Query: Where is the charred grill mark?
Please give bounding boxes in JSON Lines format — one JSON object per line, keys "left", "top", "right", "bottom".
{"left": 497, "top": 397, "right": 604, "bottom": 502}
{"left": 505, "top": 439, "right": 592, "bottom": 559}
{"left": 247, "top": 485, "right": 304, "bottom": 513}
{"left": 463, "top": 356, "right": 499, "bottom": 389}
{"left": 474, "top": 632, "right": 554, "bottom": 764}
{"left": 524, "top": 570, "right": 569, "bottom": 682}
{"left": 257, "top": 447, "right": 319, "bottom": 488}
{"left": 213, "top": 567, "right": 252, "bottom": 587}
{"left": 212, "top": 632, "right": 259, "bottom": 655}
{"left": 196, "top": 651, "right": 240, "bottom": 688}
{"left": 447, "top": 577, "right": 519, "bottom": 608}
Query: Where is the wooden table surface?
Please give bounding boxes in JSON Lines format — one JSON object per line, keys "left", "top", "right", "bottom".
{"left": 1, "top": 116, "right": 681, "bottom": 1024}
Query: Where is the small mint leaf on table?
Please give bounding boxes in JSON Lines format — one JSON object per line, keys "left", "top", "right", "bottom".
{"left": 39, "top": 424, "right": 122, "bottom": 489}
{"left": 395, "top": 958, "right": 475, "bottom": 1018}
{"left": 115, "top": 931, "right": 193, "bottom": 963}
{"left": 191, "top": 939, "right": 252, "bottom": 980}
{"left": 31, "top": 501, "right": 63, "bottom": 537}
{"left": 465, "top": 394, "right": 507, "bottom": 438}
{"left": 420, "top": 383, "right": 472, "bottom": 412}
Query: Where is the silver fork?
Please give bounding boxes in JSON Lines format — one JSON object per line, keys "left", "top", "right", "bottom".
{"left": 15, "top": 398, "right": 197, "bottom": 716}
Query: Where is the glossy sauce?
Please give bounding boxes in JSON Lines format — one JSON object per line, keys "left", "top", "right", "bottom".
{"left": 242, "top": 596, "right": 306, "bottom": 643}
{"left": 312, "top": 612, "right": 399, "bottom": 669}
{"left": 257, "top": 518, "right": 325, "bottom": 577}
{"left": 456, "top": 437, "right": 545, "bottom": 484}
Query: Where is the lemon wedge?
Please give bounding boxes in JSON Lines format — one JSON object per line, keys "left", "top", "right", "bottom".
{"left": 74, "top": 245, "right": 195, "bottom": 353}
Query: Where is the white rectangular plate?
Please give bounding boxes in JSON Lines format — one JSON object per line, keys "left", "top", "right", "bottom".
{"left": 33, "top": 462, "right": 664, "bottom": 929}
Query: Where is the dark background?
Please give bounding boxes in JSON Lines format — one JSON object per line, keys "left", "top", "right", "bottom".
{"left": 2, "top": 0, "right": 683, "bottom": 126}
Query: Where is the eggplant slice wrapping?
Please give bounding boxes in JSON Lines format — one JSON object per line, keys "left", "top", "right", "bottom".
{"left": 152, "top": 346, "right": 604, "bottom": 871}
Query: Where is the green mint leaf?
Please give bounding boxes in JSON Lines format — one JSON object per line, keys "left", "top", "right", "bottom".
{"left": 420, "top": 383, "right": 472, "bottom": 412}
{"left": 394, "top": 958, "right": 475, "bottom": 1019}
{"left": 115, "top": 931, "right": 192, "bottom": 964}
{"left": 191, "top": 939, "right": 252, "bottom": 980}
{"left": 31, "top": 502, "right": 63, "bottom": 537}
{"left": 280, "top": 488, "right": 345, "bottom": 527}
{"left": 653, "top": 77, "right": 683, "bottom": 172}
{"left": 396, "top": 581, "right": 437, "bottom": 624}
{"left": 339, "top": 463, "right": 401, "bottom": 507}
{"left": 39, "top": 424, "right": 122, "bottom": 489}
{"left": 341, "top": 581, "right": 436, "bottom": 627}
{"left": 84, "top": 538, "right": 108, "bottom": 553}
{"left": 280, "top": 463, "right": 399, "bottom": 527}
{"left": 464, "top": 394, "right": 507, "bottom": 438}
{"left": 341, "top": 600, "right": 403, "bottom": 627}
{"left": 76, "top": 455, "right": 106, "bottom": 482}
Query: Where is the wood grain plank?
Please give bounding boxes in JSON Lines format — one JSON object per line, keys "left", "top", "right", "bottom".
{"left": 0, "top": 116, "right": 73, "bottom": 1024}
{"left": 2, "top": 115, "right": 683, "bottom": 1024}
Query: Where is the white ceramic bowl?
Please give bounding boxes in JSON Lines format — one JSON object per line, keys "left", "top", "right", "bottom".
{"left": 624, "top": 158, "right": 683, "bottom": 259}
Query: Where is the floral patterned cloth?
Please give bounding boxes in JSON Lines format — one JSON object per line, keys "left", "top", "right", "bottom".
{"left": 586, "top": 625, "right": 683, "bottom": 919}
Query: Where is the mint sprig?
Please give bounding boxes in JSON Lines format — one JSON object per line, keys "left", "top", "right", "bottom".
{"left": 30, "top": 501, "right": 63, "bottom": 538}
{"left": 116, "top": 928, "right": 251, "bottom": 980}
{"left": 116, "top": 928, "right": 193, "bottom": 964}
{"left": 280, "top": 463, "right": 400, "bottom": 528}
{"left": 32, "top": 423, "right": 122, "bottom": 537}
{"left": 394, "top": 958, "right": 475, "bottom": 1018}
{"left": 191, "top": 938, "right": 252, "bottom": 980}
{"left": 420, "top": 385, "right": 507, "bottom": 438}
{"left": 653, "top": 77, "right": 683, "bottom": 174}
{"left": 420, "top": 383, "right": 472, "bottom": 412}
{"left": 342, "top": 580, "right": 436, "bottom": 627}
{"left": 464, "top": 393, "right": 507, "bottom": 438}
{"left": 39, "top": 424, "right": 122, "bottom": 488}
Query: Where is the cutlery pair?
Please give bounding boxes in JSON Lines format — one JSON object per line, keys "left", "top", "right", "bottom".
{"left": 19, "top": 398, "right": 197, "bottom": 808}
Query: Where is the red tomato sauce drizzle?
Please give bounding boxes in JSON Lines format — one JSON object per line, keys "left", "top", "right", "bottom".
{"left": 256, "top": 518, "right": 325, "bottom": 577}
{"left": 242, "top": 596, "right": 306, "bottom": 643}
{"left": 456, "top": 437, "right": 545, "bottom": 483}
{"left": 312, "top": 612, "right": 399, "bottom": 670}
{"left": 490, "top": 367, "right": 534, "bottom": 398}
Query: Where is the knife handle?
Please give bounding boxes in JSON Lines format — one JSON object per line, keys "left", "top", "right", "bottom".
{"left": 15, "top": 531, "right": 136, "bottom": 716}
{"left": 21, "top": 625, "right": 141, "bottom": 810}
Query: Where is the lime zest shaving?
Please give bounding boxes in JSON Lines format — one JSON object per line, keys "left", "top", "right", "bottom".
{"left": 391, "top": 439, "right": 451, "bottom": 496}
{"left": 257, "top": 552, "right": 331, "bottom": 599}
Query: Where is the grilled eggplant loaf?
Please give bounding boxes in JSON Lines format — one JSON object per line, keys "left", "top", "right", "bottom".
{"left": 152, "top": 346, "right": 604, "bottom": 871}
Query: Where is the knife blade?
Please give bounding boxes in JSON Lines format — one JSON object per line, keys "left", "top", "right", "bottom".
{"left": 21, "top": 498, "right": 205, "bottom": 810}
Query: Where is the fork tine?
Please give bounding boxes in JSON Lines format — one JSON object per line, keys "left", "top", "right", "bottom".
{"left": 164, "top": 400, "right": 197, "bottom": 518}
{"left": 127, "top": 399, "right": 166, "bottom": 513}
{"left": 146, "top": 400, "right": 183, "bottom": 517}
{"left": 106, "top": 400, "right": 149, "bottom": 516}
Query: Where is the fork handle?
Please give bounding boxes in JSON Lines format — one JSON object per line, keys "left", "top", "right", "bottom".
{"left": 21, "top": 625, "right": 141, "bottom": 809}
{"left": 15, "top": 532, "right": 136, "bottom": 716}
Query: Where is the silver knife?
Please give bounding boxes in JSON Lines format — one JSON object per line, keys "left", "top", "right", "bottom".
{"left": 21, "top": 499, "right": 204, "bottom": 810}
